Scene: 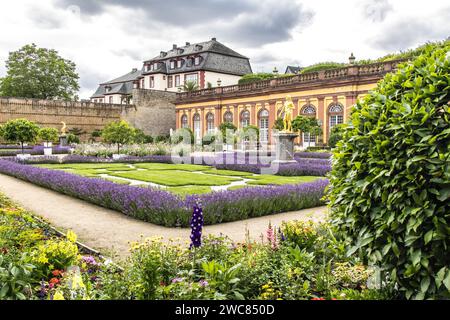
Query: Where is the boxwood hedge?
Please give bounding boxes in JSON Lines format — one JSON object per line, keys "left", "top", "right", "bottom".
{"left": 328, "top": 43, "right": 450, "bottom": 299}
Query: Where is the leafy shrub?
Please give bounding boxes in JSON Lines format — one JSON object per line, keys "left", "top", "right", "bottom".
{"left": 328, "top": 43, "right": 450, "bottom": 299}
{"left": 328, "top": 124, "right": 347, "bottom": 148}
{"left": 102, "top": 120, "right": 135, "bottom": 154}
{"left": 0, "top": 254, "right": 35, "bottom": 300}
{"left": 2, "top": 119, "right": 40, "bottom": 154}
{"left": 67, "top": 133, "right": 80, "bottom": 144}
{"left": 133, "top": 129, "right": 153, "bottom": 144}
{"left": 238, "top": 73, "right": 275, "bottom": 85}
{"left": 38, "top": 127, "right": 59, "bottom": 144}
{"left": 300, "top": 62, "right": 346, "bottom": 74}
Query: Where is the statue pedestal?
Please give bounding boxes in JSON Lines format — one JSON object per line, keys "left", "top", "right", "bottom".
{"left": 273, "top": 132, "right": 298, "bottom": 164}
{"left": 59, "top": 135, "right": 67, "bottom": 147}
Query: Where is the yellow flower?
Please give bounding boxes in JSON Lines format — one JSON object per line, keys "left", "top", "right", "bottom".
{"left": 66, "top": 230, "right": 77, "bottom": 243}
{"left": 52, "top": 291, "right": 65, "bottom": 300}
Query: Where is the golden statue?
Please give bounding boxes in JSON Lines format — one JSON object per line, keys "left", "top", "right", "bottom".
{"left": 280, "top": 95, "right": 295, "bottom": 132}
{"left": 60, "top": 122, "right": 67, "bottom": 136}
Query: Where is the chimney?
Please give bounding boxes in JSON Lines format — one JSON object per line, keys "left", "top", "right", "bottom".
{"left": 186, "top": 42, "right": 191, "bottom": 46}
{"left": 173, "top": 44, "right": 177, "bottom": 50}
{"left": 211, "top": 37, "right": 217, "bottom": 41}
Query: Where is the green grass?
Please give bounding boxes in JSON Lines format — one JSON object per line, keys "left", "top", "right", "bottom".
{"left": 246, "top": 175, "right": 319, "bottom": 186}
{"left": 227, "top": 185, "right": 260, "bottom": 191}
{"left": 165, "top": 186, "right": 212, "bottom": 197}
{"left": 203, "top": 168, "right": 254, "bottom": 177}
{"left": 133, "top": 163, "right": 212, "bottom": 172}
{"left": 108, "top": 170, "right": 242, "bottom": 187}
{"left": 101, "top": 177, "right": 131, "bottom": 185}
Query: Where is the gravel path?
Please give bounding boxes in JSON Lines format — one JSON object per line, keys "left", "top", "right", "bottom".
{"left": 0, "top": 173, "right": 328, "bottom": 259}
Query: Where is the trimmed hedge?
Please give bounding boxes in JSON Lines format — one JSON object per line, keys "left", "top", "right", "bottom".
{"left": 328, "top": 43, "right": 450, "bottom": 299}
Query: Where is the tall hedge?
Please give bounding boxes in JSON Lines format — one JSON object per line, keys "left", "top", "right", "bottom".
{"left": 328, "top": 44, "right": 450, "bottom": 299}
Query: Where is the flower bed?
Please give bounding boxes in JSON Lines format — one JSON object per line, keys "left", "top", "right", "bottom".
{"left": 0, "top": 145, "right": 71, "bottom": 157}
{"left": 0, "top": 159, "right": 328, "bottom": 227}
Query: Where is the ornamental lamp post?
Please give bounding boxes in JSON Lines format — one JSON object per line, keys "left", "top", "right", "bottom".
{"left": 217, "top": 78, "right": 222, "bottom": 87}
{"left": 273, "top": 67, "right": 279, "bottom": 77}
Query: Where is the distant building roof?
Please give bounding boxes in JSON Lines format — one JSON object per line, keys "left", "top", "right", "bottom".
{"left": 143, "top": 38, "right": 252, "bottom": 76}
{"left": 91, "top": 68, "right": 141, "bottom": 99}
{"left": 285, "top": 66, "right": 302, "bottom": 74}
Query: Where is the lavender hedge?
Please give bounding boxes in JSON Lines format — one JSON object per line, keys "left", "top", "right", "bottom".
{"left": 0, "top": 159, "right": 328, "bottom": 227}
{"left": 0, "top": 145, "right": 71, "bottom": 157}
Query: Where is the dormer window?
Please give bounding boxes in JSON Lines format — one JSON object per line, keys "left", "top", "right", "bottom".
{"left": 194, "top": 56, "right": 201, "bottom": 66}
{"left": 170, "top": 60, "right": 176, "bottom": 69}
{"left": 177, "top": 60, "right": 182, "bottom": 68}
{"left": 186, "top": 57, "right": 194, "bottom": 67}
{"left": 177, "top": 48, "right": 184, "bottom": 55}
{"left": 194, "top": 45, "right": 203, "bottom": 51}
{"left": 105, "top": 86, "right": 111, "bottom": 93}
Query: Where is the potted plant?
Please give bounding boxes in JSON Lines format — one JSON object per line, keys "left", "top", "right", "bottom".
{"left": 38, "top": 127, "right": 59, "bottom": 155}
{"left": 2, "top": 119, "right": 40, "bottom": 160}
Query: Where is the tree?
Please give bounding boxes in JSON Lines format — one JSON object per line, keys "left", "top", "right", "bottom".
{"left": 101, "top": 120, "right": 135, "bottom": 154}
{"left": 328, "top": 124, "right": 347, "bottom": 148}
{"left": 133, "top": 128, "right": 153, "bottom": 144}
{"left": 38, "top": 127, "right": 59, "bottom": 144}
{"left": 219, "top": 122, "right": 237, "bottom": 145}
{"left": 0, "top": 44, "right": 79, "bottom": 100}
{"left": 328, "top": 43, "right": 450, "bottom": 299}
{"left": 292, "top": 116, "right": 322, "bottom": 148}
{"left": 182, "top": 80, "right": 199, "bottom": 92}
{"left": 3, "top": 119, "right": 40, "bottom": 154}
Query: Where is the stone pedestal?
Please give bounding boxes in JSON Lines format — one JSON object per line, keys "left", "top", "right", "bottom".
{"left": 59, "top": 135, "right": 67, "bottom": 147}
{"left": 273, "top": 132, "right": 298, "bottom": 164}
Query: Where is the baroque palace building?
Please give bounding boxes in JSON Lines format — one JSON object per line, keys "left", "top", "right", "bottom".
{"left": 175, "top": 59, "right": 406, "bottom": 147}
{"left": 91, "top": 38, "right": 252, "bottom": 103}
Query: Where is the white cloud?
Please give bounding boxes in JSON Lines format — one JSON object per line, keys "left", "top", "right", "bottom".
{"left": 0, "top": 0, "right": 448, "bottom": 99}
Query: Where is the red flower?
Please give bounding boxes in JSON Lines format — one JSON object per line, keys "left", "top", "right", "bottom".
{"left": 50, "top": 278, "right": 60, "bottom": 285}
{"left": 52, "top": 270, "right": 62, "bottom": 277}
{"left": 311, "top": 297, "right": 325, "bottom": 300}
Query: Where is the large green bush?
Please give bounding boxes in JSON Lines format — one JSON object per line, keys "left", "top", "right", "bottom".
{"left": 328, "top": 44, "right": 450, "bottom": 299}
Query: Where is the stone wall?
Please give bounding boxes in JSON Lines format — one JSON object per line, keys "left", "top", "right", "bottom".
{"left": 123, "top": 89, "right": 177, "bottom": 137}
{"left": 0, "top": 97, "right": 131, "bottom": 140}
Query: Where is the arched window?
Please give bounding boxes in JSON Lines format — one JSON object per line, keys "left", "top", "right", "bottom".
{"left": 181, "top": 115, "right": 188, "bottom": 128}
{"left": 301, "top": 104, "right": 317, "bottom": 145}
{"left": 301, "top": 104, "right": 316, "bottom": 115}
{"left": 206, "top": 112, "right": 215, "bottom": 134}
{"left": 193, "top": 113, "right": 201, "bottom": 143}
{"left": 223, "top": 111, "right": 233, "bottom": 123}
{"left": 329, "top": 103, "right": 344, "bottom": 129}
{"left": 258, "top": 109, "right": 269, "bottom": 142}
{"left": 240, "top": 110, "right": 250, "bottom": 128}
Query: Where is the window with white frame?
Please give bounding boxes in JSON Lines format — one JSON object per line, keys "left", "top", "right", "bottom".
{"left": 170, "top": 61, "right": 175, "bottom": 69}
{"left": 149, "top": 76, "right": 155, "bottom": 88}
{"left": 223, "top": 111, "right": 233, "bottom": 123}
{"left": 240, "top": 110, "right": 250, "bottom": 128}
{"left": 194, "top": 56, "right": 201, "bottom": 65}
{"left": 193, "top": 113, "right": 201, "bottom": 142}
{"left": 177, "top": 60, "right": 182, "bottom": 68}
{"left": 175, "top": 75, "right": 181, "bottom": 87}
{"left": 258, "top": 109, "right": 269, "bottom": 142}
{"left": 181, "top": 115, "right": 188, "bottom": 128}
{"left": 206, "top": 113, "right": 215, "bottom": 134}
{"left": 185, "top": 73, "right": 198, "bottom": 84}
{"left": 329, "top": 103, "right": 344, "bottom": 129}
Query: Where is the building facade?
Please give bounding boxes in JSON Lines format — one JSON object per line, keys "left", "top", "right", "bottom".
{"left": 91, "top": 38, "right": 252, "bottom": 102}
{"left": 175, "top": 59, "right": 405, "bottom": 147}
{"left": 91, "top": 68, "right": 142, "bottom": 104}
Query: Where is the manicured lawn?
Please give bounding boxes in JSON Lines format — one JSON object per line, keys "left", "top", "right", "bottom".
{"left": 246, "top": 175, "right": 319, "bottom": 186}
{"left": 35, "top": 163, "right": 321, "bottom": 195}
{"left": 165, "top": 185, "right": 212, "bottom": 196}
{"left": 133, "top": 163, "right": 211, "bottom": 171}
{"left": 108, "top": 170, "right": 241, "bottom": 186}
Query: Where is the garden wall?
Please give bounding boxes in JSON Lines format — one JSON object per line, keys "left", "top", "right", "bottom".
{"left": 0, "top": 97, "right": 131, "bottom": 140}
{"left": 123, "top": 89, "right": 177, "bottom": 137}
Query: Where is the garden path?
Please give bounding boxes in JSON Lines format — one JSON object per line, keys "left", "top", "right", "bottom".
{"left": 0, "top": 173, "right": 327, "bottom": 259}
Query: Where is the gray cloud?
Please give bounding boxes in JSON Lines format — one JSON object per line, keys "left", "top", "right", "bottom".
{"left": 370, "top": 8, "right": 450, "bottom": 51}
{"left": 27, "top": 5, "right": 65, "bottom": 29}
{"left": 54, "top": 0, "right": 313, "bottom": 46}
{"left": 362, "top": 0, "right": 393, "bottom": 22}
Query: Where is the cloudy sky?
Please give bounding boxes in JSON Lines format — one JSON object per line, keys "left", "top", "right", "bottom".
{"left": 0, "top": 0, "right": 449, "bottom": 99}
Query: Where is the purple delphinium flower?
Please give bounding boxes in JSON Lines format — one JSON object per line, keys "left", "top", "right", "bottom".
{"left": 82, "top": 256, "right": 98, "bottom": 266}
{"left": 189, "top": 201, "right": 204, "bottom": 249}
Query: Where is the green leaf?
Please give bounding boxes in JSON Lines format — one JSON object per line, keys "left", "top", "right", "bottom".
{"left": 443, "top": 270, "right": 450, "bottom": 291}
{"left": 424, "top": 230, "right": 434, "bottom": 245}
